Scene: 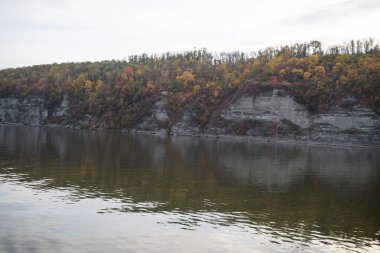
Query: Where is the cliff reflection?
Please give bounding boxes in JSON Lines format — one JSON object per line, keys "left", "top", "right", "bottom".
{"left": 0, "top": 125, "right": 379, "bottom": 243}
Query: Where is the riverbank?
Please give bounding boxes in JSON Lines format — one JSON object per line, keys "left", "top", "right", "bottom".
{"left": 2, "top": 122, "right": 379, "bottom": 149}
{"left": 134, "top": 128, "right": 380, "bottom": 149}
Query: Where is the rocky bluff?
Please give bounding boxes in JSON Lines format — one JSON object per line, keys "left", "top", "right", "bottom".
{"left": 1, "top": 88, "right": 379, "bottom": 147}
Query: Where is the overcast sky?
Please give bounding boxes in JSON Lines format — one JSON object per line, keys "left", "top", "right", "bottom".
{"left": 0, "top": 0, "right": 379, "bottom": 69}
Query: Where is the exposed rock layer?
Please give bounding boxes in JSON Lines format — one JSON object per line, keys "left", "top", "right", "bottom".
{"left": 1, "top": 88, "right": 379, "bottom": 146}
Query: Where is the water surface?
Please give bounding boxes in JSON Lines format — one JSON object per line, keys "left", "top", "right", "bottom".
{"left": 0, "top": 125, "right": 379, "bottom": 252}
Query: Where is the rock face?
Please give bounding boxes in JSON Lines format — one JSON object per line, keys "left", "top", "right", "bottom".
{"left": 309, "top": 101, "right": 380, "bottom": 144}
{"left": 52, "top": 94, "right": 69, "bottom": 117}
{"left": 135, "top": 93, "right": 169, "bottom": 133}
{"left": 220, "top": 90, "right": 311, "bottom": 128}
{"left": 0, "top": 88, "right": 379, "bottom": 146}
{"left": 313, "top": 106, "right": 378, "bottom": 131}
{"left": 171, "top": 95, "right": 203, "bottom": 136}
{"left": 206, "top": 89, "right": 380, "bottom": 145}
{"left": 171, "top": 110, "right": 201, "bottom": 136}
{"left": 0, "top": 97, "right": 48, "bottom": 125}
{"left": 0, "top": 95, "right": 72, "bottom": 126}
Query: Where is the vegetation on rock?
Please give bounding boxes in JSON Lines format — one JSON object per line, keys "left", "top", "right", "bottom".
{"left": 0, "top": 39, "right": 379, "bottom": 128}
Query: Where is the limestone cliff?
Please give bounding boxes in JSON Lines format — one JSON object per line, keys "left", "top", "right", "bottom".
{"left": 0, "top": 95, "right": 73, "bottom": 126}
{"left": 0, "top": 88, "right": 379, "bottom": 146}
{"left": 0, "top": 97, "right": 47, "bottom": 125}
{"left": 202, "top": 89, "right": 380, "bottom": 145}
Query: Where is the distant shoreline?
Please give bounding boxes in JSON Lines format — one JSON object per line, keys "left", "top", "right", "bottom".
{"left": 1, "top": 123, "right": 379, "bottom": 149}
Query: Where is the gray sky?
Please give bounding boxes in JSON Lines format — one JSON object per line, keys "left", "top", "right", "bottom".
{"left": 0, "top": 0, "right": 379, "bottom": 69}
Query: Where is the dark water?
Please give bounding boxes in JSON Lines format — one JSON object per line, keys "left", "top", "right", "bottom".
{"left": 0, "top": 125, "right": 379, "bottom": 253}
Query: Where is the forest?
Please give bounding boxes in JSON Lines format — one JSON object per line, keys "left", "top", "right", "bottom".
{"left": 0, "top": 39, "right": 379, "bottom": 129}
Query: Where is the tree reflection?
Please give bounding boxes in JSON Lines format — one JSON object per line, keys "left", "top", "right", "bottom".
{"left": 0, "top": 125, "right": 379, "bottom": 243}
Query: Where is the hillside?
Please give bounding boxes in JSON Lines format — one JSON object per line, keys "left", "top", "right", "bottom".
{"left": 0, "top": 39, "right": 380, "bottom": 146}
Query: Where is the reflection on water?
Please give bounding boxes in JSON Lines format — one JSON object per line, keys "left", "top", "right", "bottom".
{"left": 0, "top": 125, "right": 379, "bottom": 252}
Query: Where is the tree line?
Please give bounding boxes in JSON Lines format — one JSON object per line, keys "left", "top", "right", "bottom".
{"left": 0, "top": 39, "right": 379, "bottom": 128}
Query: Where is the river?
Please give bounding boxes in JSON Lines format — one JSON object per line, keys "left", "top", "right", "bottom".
{"left": 0, "top": 125, "right": 379, "bottom": 252}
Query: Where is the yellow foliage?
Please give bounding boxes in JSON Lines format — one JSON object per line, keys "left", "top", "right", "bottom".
{"left": 238, "top": 68, "right": 251, "bottom": 84}
{"left": 193, "top": 84, "right": 201, "bottom": 93}
{"left": 176, "top": 71, "right": 195, "bottom": 86}
{"left": 332, "top": 62, "right": 343, "bottom": 73}
{"left": 269, "top": 55, "right": 285, "bottom": 66}
{"left": 146, "top": 80, "right": 154, "bottom": 92}
{"left": 225, "top": 73, "right": 238, "bottom": 86}
{"left": 316, "top": 81, "right": 326, "bottom": 90}
{"left": 339, "top": 75, "right": 348, "bottom": 85}
{"left": 347, "top": 68, "right": 358, "bottom": 79}
{"left": 335, "top": 54, "right": 352, "bottom": 64}
{"left": 262, "top": 62, "right": 275, "bottom": 78}
{"left": 205, "top": 82, "right": 216, "bottom": 89}
{"left": 291, "top": 68, "right": 304, "bottom": 77}
{"left": 85, "top": 80, "right": 93, "bottom": 92}
{"left": 279, "top": 69, "right": 286, "bottom": 76}
{"left": 307, "top": 55, "right": 319, "bottom": 67}
{"left": 95, "top": 80, "right": 105, "bottom": 92}
{"left": 303, "top": 71, "right": 312, "bottom": 80}
{"left": 315, "top": 66, "right": 326, "bottom": 77}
